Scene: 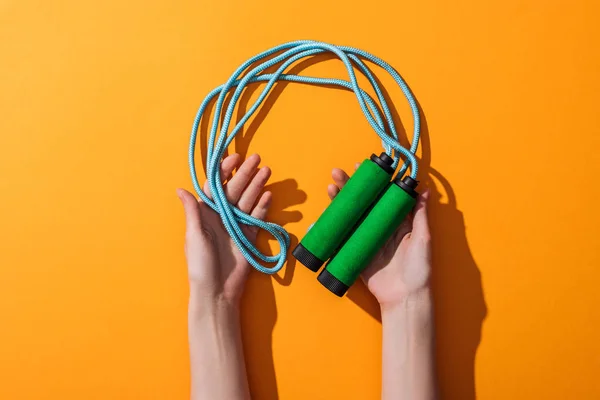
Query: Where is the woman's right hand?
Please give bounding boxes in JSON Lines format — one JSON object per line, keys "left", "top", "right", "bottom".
{"left": 327, "top": 166, "right": 432, "bottom": 307}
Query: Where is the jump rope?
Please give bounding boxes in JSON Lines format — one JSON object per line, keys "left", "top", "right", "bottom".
{"left": 188, "top": 40, "right": 421, "bottom": 296}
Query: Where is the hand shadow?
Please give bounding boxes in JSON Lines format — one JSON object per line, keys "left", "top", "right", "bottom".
{"left": 428, "top": 167, "right": 488, "bottom": 399}
{"left": 240, "top": 178, "right": 305, "bottom": 400}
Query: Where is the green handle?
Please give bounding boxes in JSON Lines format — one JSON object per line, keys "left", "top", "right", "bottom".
{"left": 292, "top": 153, "right": 393, "bottom": 271}
{"left": 319, "top": 180, "right": 417, "bottom": 296}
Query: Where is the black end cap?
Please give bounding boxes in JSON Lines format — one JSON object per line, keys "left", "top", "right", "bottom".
{"left": 317, "top": 268, "right": 350, "bottom": 297}
{"left": 292, "top": 243, "right": 324, "bottom": 272}
{"left": 370, "top": 152, "right": 394, "bottom": 175}
{"left": 393, "top": 176, "right": 419, "bottom": 198}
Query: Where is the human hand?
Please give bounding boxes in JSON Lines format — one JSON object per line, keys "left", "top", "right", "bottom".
{"left": 177, "top": 154, "right": 272, "bottom": 307}
{"left": 327, "top": 165, "right": 432, "bottom": 307}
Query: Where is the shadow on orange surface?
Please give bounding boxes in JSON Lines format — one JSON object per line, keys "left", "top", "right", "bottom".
{"left": 196, "top": 53, "right": 487, "bottom": 399}
{"left": 428, "top": 167, "right": 488, "bottom": 400}
{"left": 239, "top": 177, "right": 306, "bottom": 399}
{"left": 419, "top": 102, "right": 488, "bottom": 400}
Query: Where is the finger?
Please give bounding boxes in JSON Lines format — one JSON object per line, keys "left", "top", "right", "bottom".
{"left": 355, "top": 162, "right": 360, "bottom": 171}
{"left": 327, "top": 183, "right": 340, "bottom": 200}
{"left": 225, "top": 154, "right": 261, "bottom": 203}
{"left": 203, "top": 153, "right": 242, "bottom": 198}
{"left": 250, "top": 191, "right": 272, "bottom": 221}
{"left": 332, "top": 168, "right": 350, "bottom": 189}
{"left": 177, "top": 188, "right": 202, "bottom": 235}
{"left": 237, "top": 166, "right": 271, "bottom": 213}
{"left": 411, "top": 189, "right": 431, "bottom": 240}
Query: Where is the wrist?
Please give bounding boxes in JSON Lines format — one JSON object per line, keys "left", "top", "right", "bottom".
{"left": 380, "top": 288, "right": 434, "bottom": 321}
{"left": 188, "top": 287, "right": 240, "bottom": 322}
{"left": 187, "top": 286, "right": 249, "bottom": 400}
{"left": 379, "top": 289, "right": 437, "bottom": 400}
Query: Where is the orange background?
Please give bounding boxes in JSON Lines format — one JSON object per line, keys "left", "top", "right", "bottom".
{"left": 1, "top": 0, "right": 599, "bottom": 399}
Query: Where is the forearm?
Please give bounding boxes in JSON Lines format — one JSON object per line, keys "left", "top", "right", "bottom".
{"left": 188, "top": 289, "right": 250, "bottom": 400}
{"left": 380, "top": 289, "right": 437, "bottom": 400}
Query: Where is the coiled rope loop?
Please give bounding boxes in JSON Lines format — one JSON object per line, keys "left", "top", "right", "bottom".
{"left": 189, "top": 40, "right": 420, "bottom": 274}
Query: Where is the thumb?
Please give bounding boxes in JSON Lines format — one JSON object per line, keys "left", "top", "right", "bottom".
{"left": 177, "top": 188, "right": 202, "bottom": 236}
{"left": 411, "top": 189, "right": 431, "bottom": 240}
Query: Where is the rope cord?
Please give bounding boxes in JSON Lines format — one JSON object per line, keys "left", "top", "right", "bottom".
{"left": 188, "top": 40, "right": 420, "bottom": 274}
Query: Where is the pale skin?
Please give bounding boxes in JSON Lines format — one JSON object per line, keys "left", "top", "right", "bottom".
{"left": 178, "top": 154, "right": 437, "bottom": 400}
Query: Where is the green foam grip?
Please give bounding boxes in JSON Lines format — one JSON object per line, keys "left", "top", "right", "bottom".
{"left": 324, "top": 182, "right": 417, "bottom": 289}
{"left": 298, "top": 157, "right": 391, "bottom": 265}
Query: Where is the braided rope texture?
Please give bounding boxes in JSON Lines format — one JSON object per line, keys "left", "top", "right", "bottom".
{"left": 188, "top": 40, "right": 420, "bottom": 274}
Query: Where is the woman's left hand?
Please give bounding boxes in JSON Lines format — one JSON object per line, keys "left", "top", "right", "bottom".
{"left": 177, "top": 153, "right": 272, "bottom": 307}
